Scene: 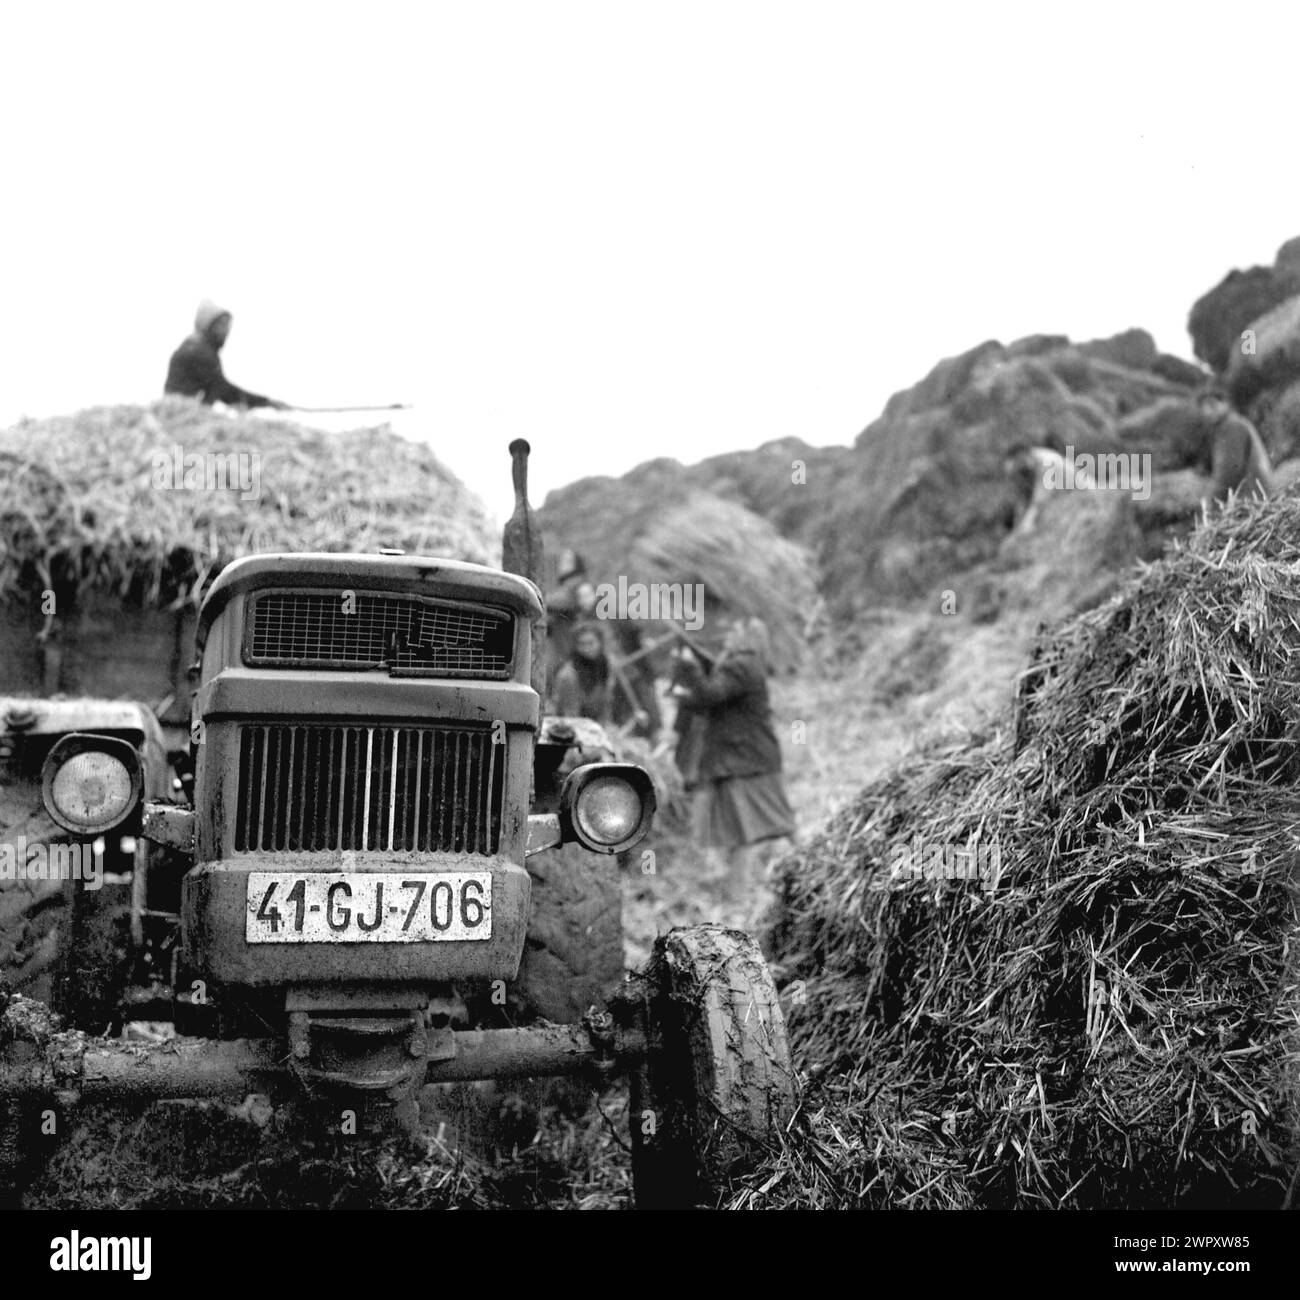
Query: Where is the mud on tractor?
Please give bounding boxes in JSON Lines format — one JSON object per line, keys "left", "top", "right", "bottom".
{"left": 0, "top": 442, "right": 793, "bottom": 1209}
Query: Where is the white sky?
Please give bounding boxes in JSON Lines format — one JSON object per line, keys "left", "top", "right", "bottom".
{"left": 2, "top": 1, "right": 1298, "bottom": 522}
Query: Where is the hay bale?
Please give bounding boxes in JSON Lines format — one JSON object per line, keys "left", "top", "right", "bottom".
{"left": 0, "top": 400, "right": 496, "bottom": 610}
{"left": 752, "top": 492, "right": 1300, "bottom": 1209}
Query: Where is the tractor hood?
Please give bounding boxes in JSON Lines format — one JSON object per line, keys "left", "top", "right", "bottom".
{"left": 196, "top": 553, "right": 544, "bottom": 655}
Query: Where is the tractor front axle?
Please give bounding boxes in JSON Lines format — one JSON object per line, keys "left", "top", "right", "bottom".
{"left": 0, "top": 1004, "right": 648, "bottom": 1105}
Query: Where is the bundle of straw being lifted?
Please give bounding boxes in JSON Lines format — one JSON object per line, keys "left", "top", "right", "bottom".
{"left": 629, "top": 491, "right": 817, "bottom": 673}
{"left": 0, "top": 400, "right": 496, "bottom": 609}
{"left": 742, "top": 489, "right": 1300, "bottom": 1209}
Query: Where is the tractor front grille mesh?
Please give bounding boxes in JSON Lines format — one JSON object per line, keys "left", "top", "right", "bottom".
{"left": 246, "top": 590, "right": 513, "bottom": 677}
{"left": 234, "top": 722, "right": 504, "bottom": 855}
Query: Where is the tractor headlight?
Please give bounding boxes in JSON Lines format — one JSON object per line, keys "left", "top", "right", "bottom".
{"left": 41, "top": 734, "right": 143, "bottom": 836}
{"left": 560, "top": 763, "right": 655, "bottom": 853}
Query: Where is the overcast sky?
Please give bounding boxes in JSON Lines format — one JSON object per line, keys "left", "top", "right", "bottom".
{"left": 2, "top": 1, "right": 1298, "bottom": 521}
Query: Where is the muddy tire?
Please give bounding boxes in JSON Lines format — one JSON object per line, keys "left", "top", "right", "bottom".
{"left": 512, "top": 842, "right": 623, "bottom": 1024}
{"left": 0, "top": 794, "right": 70, "bottom": 1006}
{"left": 0, "top": 793, "right": 127, "bottom": 1033}
{"left": 0, "top": 1098, "right": 33, "bottom": 1209}
{"left": 627, "top": 924, "right": 795, "bottom": 1209}
{"left": 0, "top": 1091, "right": 52, "bottom": 1209}
{"left": 0, "top": 994, "right": 69, "bottom": 1207}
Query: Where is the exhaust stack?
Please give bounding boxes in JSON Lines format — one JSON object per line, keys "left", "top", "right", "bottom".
{"left": 502, "top": 439, "right": 547, "bottom": 698}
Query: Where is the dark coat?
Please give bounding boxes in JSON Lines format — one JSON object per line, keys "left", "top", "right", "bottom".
{"left": 675, "top": 648, "right": 782, "bottom": 781}
{"left": 552, "top": 658, "right": 612, "bottom": 721}
{"left": 165, "top": 334, "right": 274, "bottom": 408}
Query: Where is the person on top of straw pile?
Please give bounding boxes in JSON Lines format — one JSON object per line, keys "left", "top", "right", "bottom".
{"left": 164, "top": 299, "right": 290, "bottom": 410}
{"left": 672, "top": 615, "right": 794, "bottom": 902}
{"left": 1196, "top": 386, "right": 1274, "bottom": 505}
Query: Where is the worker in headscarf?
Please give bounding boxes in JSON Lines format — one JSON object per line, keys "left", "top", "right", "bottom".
{"left": 672, "top": 616, "right": 795, "bottom": 903}
{"left": 164, "top": 300, "right": 289, "bottom": 410}
{"left": 552, "top": 621, "right": 614, "bottom": 721}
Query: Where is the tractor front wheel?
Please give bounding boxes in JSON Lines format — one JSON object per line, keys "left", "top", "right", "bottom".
{"left": 626, "top": 924, "right": 795, "bottom": 1209}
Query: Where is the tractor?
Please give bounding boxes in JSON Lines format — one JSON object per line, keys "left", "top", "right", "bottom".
{"left": 0, "top": 441, "right": 794, "bottom": 1208}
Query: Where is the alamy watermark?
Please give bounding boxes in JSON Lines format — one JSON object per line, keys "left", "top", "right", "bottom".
{"left": 50, "top": 1232, "right": 151, "bottom": 1280}
{"left": 0, "top": 837, "right": 103, "bottom": 890}
{"left": 151, "top": 443, "right": 261, "bottom": 502}
{"left": 888, "top": 837, "right": 1002, "bottom": 892}
{"left": 1041, "top": 445, "right": 1150, "bottom": 502}
{"left": 593, "top": 577, "right": 704, "bottom": 631}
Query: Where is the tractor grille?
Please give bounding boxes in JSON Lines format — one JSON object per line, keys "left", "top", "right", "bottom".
{"left": 246, "top": 590, "right": 513, "bottom": 678}
{"left": 233, "top": 723, "right": 504, "bottom": 855}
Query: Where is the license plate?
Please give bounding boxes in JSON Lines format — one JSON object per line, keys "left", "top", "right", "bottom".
{"left": 245, "top": 872, "right": 492, "bottom": 943}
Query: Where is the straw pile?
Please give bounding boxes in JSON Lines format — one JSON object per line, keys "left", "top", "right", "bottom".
{"left": 538, "top": 439, "right": 851, "bottom": 574}
{"left": 817, "top": 331, "right": 1205, "bottom": 614}
{"left": 1259, "top": 380, "right": 1300, "bottom": 468}
{"left": 1189, "top": 259, "right": 1300, "bottom": 375}
{"left": 629, "top": 492, "right": 816, "bottom": 672}
{"left": 0, "top": 400, "right": 496, "bottom": 609}
{"left": 747, "top": 491, "right": 1300, "bottom": 1209}
{"left": 1116, "top": 395, "right": 1209, "bottom": 471}
{"left": 1228, "top": 293, "right": 1300, "bottom": 408}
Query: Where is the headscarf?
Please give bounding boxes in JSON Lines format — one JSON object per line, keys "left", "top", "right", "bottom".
{"left": 725, "top": 616, "right": 772, "bottom": 676}
{"left": 570, "top": 620, "right": 610, "bottom": 693}
{"left": 194, "top": 299, "right": 231, "bottom": 338}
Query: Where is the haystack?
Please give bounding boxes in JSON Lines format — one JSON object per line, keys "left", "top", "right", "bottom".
{"left": 1227, "top": 293, "right": 1300, "bottom": 408}
{"left": 1116, "top": 394, "right": 1208, "bottom": 471}
{"left": 628, "top": 492, "right": 816, "bottom": 672}
{"left": 0, "top": 400, "right": 496, "bottom": 715}
{"left": 1259, "top": 379, "right": 1300, "bottom": 466}
{"left": 1188, "top": 243, "right": 1300, "bottom": 374}
{"left": 0, "top": 399, "right": 496, "bottom": 611}
{"left": 746, "top": 490, "right": 1300, "bottom": 1209}
{"left": 818, "top": 335, "right": 1195, "bottom": 612}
